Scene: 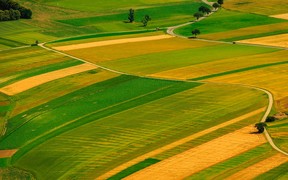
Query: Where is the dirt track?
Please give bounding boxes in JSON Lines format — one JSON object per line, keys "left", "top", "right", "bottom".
{"left": 0, "top": 149, "right": 17, "bottom": 158}
{"left": 0, "top": 63, "right": 97, "bottom": 95}
{"left": 97, "top": 107, "right": 266, "bottom": 179}
{"left": 225, "top": 153, "right": 288, "bottom": 180}
{"left": 124, "top": 126, "right": 266, "bottom": 180}
{"left": 54, "top": 35, "right": 173, "bottom": 51}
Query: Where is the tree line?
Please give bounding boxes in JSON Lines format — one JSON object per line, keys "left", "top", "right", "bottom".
{"left": 0, "top": 0, "right": 32, "bottom": 21}
{"left": 128, "top": 8, "right": 151, "bottom": 27}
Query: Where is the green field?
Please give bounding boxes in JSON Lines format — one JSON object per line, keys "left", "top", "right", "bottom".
{"left": 175, "top": 9, "right": 286, "bottom": 38}
{"left": 3, "top": 81, "right": 266, "bottom": 179}
{"left": 0, "top": 0, "right": 287, "bottom": 178}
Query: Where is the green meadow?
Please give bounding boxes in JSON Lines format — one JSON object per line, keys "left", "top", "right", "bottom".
{"left": 175, "top": 9, "right": 286, "bottom": 38}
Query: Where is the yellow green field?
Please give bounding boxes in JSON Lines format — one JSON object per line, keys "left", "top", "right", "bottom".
{"left": 0, "top": 0, "right": 288, "bottom": 179}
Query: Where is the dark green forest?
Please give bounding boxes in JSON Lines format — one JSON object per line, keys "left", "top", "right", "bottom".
{"left": 0, "top": 0, "right": 32, "bottom": 21}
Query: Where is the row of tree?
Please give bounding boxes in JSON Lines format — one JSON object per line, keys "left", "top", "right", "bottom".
{"left": 0, "top": 0, "right": 32, "bottom": 21}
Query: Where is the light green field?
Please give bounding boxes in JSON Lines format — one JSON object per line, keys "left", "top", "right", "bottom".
{"left": 97, "top": 43, "right": 277, "bottom": 75}
{"left": 4, "top": 81, "right": 266, "bottom": 179}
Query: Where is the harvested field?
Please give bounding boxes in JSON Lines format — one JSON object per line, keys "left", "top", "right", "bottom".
{"left": 238, "top": 34, "right": 288, "bottom": 48}
{"left": 54, "top": 35, "right": 173, "bottom": 51}
{"left": 65, "top": 38, "right": 215, "bottom": 63}
{"left": 225, "top": 153, "right": 288, "bottom": 180}
{"left": 0, "top": 63, "right": 97, "bottom": 95}
{"left": 0, "top": 149, "right": 17, "bottom": 158}
{"left": 99, "top": 107, "right": 266, "bottom": 179}
{"left": 124, "top": 126, "right": 266, "bottom": 180}
{"left": 271, "top": 13, "right": 288, "bottom": 20}
{"left": 150, "top": 50, "right": 286, "bottom": 80}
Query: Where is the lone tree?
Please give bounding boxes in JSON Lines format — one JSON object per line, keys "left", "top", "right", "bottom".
{"left": 255, "top": 122, "right": 267, "bottom": 133}
{"left": 142, "top": 15, "right": 151, "bottom": 27}
{"left": 217, "top": 0, "right": 224, "bottom": 6}
{"left": 193, "top": 12, "right": 203, "bottom": 20}
{"left": 191, "top": 29, "right": 200, "bottom": 38}
{"left": 128, "top": 8, "right": 135, "bottom": 23}
{"left": 212, "top": 3, "right": 220, "bottom": 10}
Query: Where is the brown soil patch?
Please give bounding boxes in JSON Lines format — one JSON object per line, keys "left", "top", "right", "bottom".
{"left": 0, "top": 63, "right": 97, "bottom": 96}
{"left": 0, "top": 149, "right": 17, "bottom": 158}
{"left": 97, "top": 108, "right": 266, "bottom": 179}
{"left": 54, "top": 35, "right": 173, "bottom": 51}
{"left": 271, "top": 13, "right": 288, "bottom": 20}
{"left": 238, "top": 34, "right": 288, "bottom": 48}
{"left": 225, "top": 153, "right": 288, "bottom": 180}
{"left": 124, "top": 126, "right": 266, "bottom": 180}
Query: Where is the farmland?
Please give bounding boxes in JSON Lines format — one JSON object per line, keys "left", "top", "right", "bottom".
{"left": 1, "top": 0, "right": 288, "bottom": 179}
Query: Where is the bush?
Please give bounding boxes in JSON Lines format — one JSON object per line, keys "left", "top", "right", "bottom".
{"left": 255, "top": 122, "right": 267, "bottom": 133}
{"left": 265, "top": 116, "right": 276, "bottom": 122}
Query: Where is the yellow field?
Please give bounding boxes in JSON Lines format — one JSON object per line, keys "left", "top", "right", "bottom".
{"left": 201, "top": 22, "right": 288, "bottom": 40}
{"left": 54, "top": 35, "right": 173, "bottom": 51}
{"left": 64, "top": 38, "right": 215, "bottom": 63}
{"left": 207, "top": 63, "right": 288, "bottom": 111}
{"left": 271, "top": 13, "right": 288, "bottom": 20}
{"left": 238, "top": 34, "right": 288, "bottom": 48}
{"left": 0, "top": 63, "right": 97, "bottom": 95}
{"left": 150, "top": 50, "right": 288, "bottom": 80}
{"left": 225, "top": 153, "right": 288, "bottom": 180}
{"left": 223, "top": 0, "right": 288, "bottom": 15}
{"left": 124, "top": 126, "right": 266, "bottom": 180}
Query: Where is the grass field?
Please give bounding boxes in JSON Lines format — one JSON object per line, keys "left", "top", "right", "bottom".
{"left": 222, "top": 0, "right": 288, "bottom": 15}
{"left": 0, "top": 79, "right": 266, "bottom": 179}
{"left": 267, "top": 119, "right": 288, "bottom": 153}
{"left": 175, "top": 9, "right": 286, "bottom": 38}
{"left": 96, "top": 43, "right": 277, "bottom": 75}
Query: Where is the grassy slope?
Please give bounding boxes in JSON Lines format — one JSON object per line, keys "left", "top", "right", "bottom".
{"left": 175, "top": 9, "right": 286, "bottom": 39}
{"left": 11, "top": 83, "right": 266, "bottom": 179}
{"left": 58, "top": 2, "right": 207, "bottom": 32}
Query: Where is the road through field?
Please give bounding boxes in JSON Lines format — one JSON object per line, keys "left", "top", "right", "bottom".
{"left": 124, "top": 126, "right": 266, "bottom": 180}
{"left": 0, "top": 63, "right": 97, "bottom": 95}
{"left": 96, "top": 107, "right": 266, "bottom": 179}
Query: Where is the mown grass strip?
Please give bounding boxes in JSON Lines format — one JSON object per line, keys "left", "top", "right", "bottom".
{"left": 108, "top": 158, "right": 160, "bottom": 180}
{"left": 191, "top": 60, "right": 288, "bottom": 81}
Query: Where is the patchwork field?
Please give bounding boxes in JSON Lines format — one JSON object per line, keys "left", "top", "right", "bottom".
{"left": 1, "top": 0, "right": 288, "bottom": 179}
